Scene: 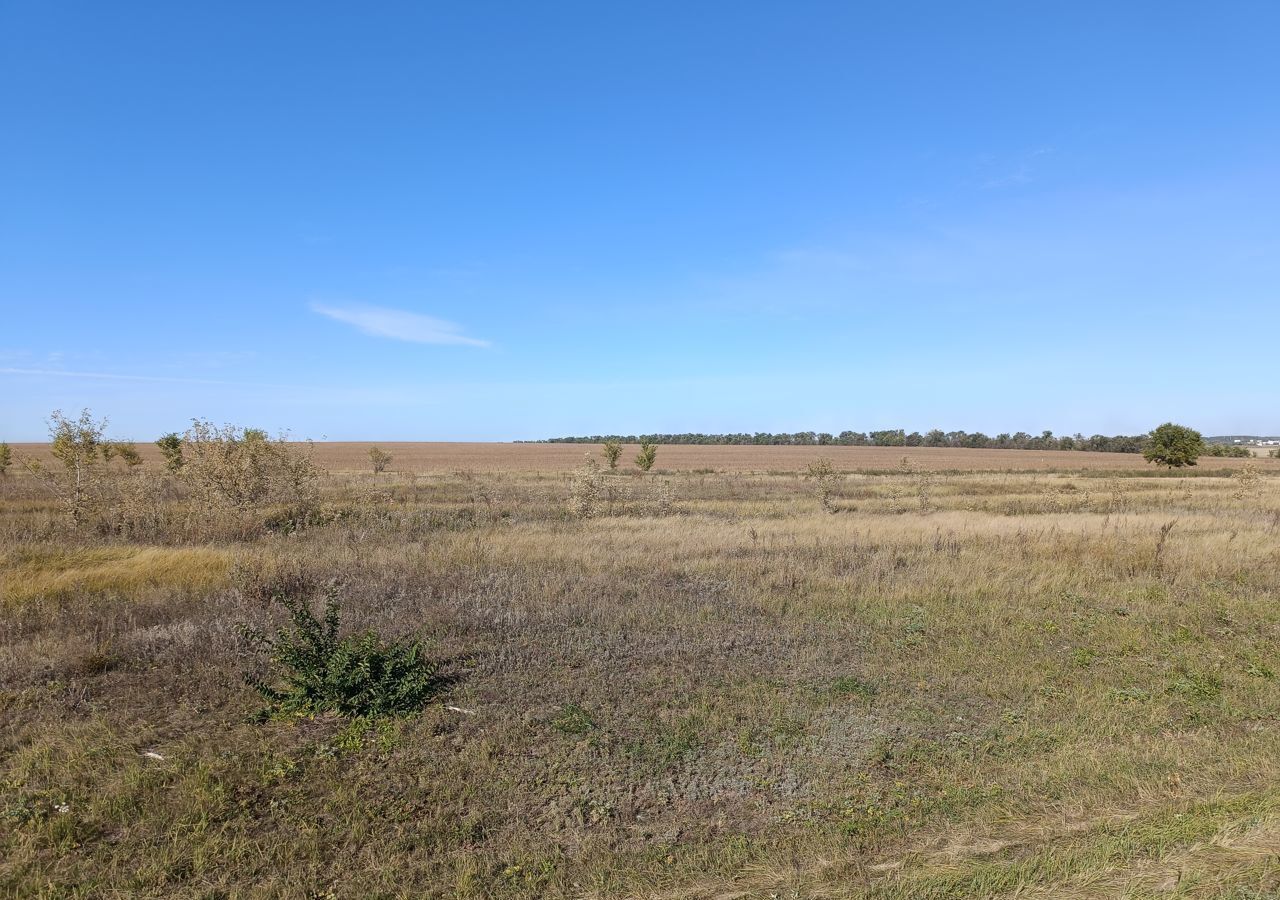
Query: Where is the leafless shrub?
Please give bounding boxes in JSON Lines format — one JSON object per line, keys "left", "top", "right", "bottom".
{"left": 803, "top": 457, "right": 839, "bottom": 512}
{"left": 180, "top": 420, "right": 321, "bottom": 515}
{"left": 646, "top": 478, "right": 676, "bottom": 516}
{"left": 888, "top": 457, "right": 936, "bottom": 514}
{"left": 567, "top": 454, "right": 605, "bottom": 518}
{"left": 103, "top": 468, "right": 172, "bottom": 537}
{"left": 21, "top": 409, "right": 146, "bottom": 528}
{"left": 1154, "top": 519, "right": 1177, "bottom": 574}
{"left": 369, "top": 446, "right": 393, "bottom": 474}
{"left": 1105, "top": 479, "right": 1129, "bottom": 513}
{"left": 1232, "top": 464, "right": 1261, "bottom": 501}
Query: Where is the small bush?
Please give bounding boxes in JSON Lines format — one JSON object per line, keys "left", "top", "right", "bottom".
{"left": 156, "top": 433, "right": 184, "bottom": 471}
{"left": 567, "top": 453, "right": 605, "bottom": 518}
{"left": 25, "top": 409, "right": 115, "bottom": 526}
{"left": 241, "top": 585, "right": 447, "bottom": 719}
{"left": 803, "top": 457, "right": 839, "bottom": 512}
{"left": 0, "top": 441, "right": 10, "bottom": 476}
{"left": 886, "top": 457, "right": 937, "bottom": 513}
{"left": 103, "top": 441, "right": 142, "bottom": 467}
{"left": 601, "top": 440, "right": 622, "bottom": 470}
{"left": 369, "top": 445, "right": 393, "bottom": 474}
{"left": 181, "top": 420, "right": 321, "bottom": 514}
{"left": 1232, "top": 464, "right": 1262, "bottom": 500}
{"left": 635, "top": 441, "right": 658, "bottom": 472}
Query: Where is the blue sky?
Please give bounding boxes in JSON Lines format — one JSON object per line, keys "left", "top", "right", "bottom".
{"left": 3, "top": 1, "right": 1278, "bottom": 441}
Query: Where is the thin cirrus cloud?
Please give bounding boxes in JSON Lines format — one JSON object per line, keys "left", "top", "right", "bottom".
{"left": 311, "top": 303, "right": 490, "bottom": 348}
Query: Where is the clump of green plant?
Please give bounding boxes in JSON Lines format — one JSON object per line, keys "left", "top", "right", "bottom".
{"left": 368, "top": 445, "right": 393, "bottom": 474}
{"left": 601, "top": 440, "right": 622, "bottom": 470}
{"left": 156, "top": 432, "right": 184, "bottom": 471}
{"left": 1166, "top": 669, "right": 1222, "bottom": 704}
{"left": 635, "top": 440, "right": 658, "bottom": 472}
{"left": 551, "top": 703, "right": 595, "bottom": 735}
{"left": 241, "top": 585, "right": 447, "bottom": 719}
{"left": 103, "top": 440, "right": 142, "bottom": 467}
{"left": 803, "top": 457, "right": 839, "bottom": 512}
{"left": 827, "top": 675, "right": 878, "bottom": 702}
{"left": 0, "top": 441, "right": 10, "bottom": 476}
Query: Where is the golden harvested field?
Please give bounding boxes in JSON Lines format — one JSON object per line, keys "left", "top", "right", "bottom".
{"left": 11, "top": 441, "right": 1280, "bottom": 474}
{"left": 2, "top": 444, "right": 1279, "bottom": 898}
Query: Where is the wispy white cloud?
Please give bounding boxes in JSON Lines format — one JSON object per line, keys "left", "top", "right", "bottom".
{"left": 311, "top": 303, "right": 490, "bottom": 348}
{"left": 0, "top": 367, "right": 245, "bottom": 386}
{"left": 975, "top": 146, "right": 1054, "bottom": 190}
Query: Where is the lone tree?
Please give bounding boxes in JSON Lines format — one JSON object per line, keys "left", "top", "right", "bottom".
{"left": 601, "top": 440, "right": 622, "bottom": 470}
{"left": 368, "top": 445, "right": 393, "bottom": 474}
{"left": 635, "top": 441, "right": 658, "bottom": 472}
{"left": 1144, "top": 423, "right": 1205, "bottom": 469}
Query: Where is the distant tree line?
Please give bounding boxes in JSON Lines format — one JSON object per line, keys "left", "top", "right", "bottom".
{"left": 537, "top": 429, "right": 1255, "bottom": 457}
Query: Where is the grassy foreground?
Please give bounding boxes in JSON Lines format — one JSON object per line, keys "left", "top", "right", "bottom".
{"left": 2, "top": 458, "right": 1278, "bottom": 898}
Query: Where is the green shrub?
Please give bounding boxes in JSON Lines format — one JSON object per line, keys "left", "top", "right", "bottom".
{"left": 156, "top": 432, "right": 184, "bottom": 471}
{"left": 635, "top": 441, "right": 657, "bottom": 472}
{"left": 103, "top": 441, "right": 142, "bottom": 467}
{"left": 601, "top": 440, "right": 622, "bottom": 470}
{"left": 1203, "top": 443, "right": 1252, "bottom": 458}
{"left": 242, "top": 585, "right": 447, "bottom": 719}
{"left": 0, "top": 441, "right": 10, "bottom": 476}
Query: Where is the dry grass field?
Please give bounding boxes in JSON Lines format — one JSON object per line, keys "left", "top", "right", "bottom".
{"left": 11, "top": 441, "right": 1280, "bottom": 474}
{"left": 2, "top": 444, "right": 1279, "bottom": 898}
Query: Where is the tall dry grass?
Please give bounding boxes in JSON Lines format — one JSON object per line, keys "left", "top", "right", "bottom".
{"left": 0, "top": 459, "right": 1277, "bottom": 898}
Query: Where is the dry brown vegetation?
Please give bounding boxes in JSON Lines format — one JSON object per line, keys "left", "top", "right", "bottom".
{"left": 2, "top": 445, "right": 1279, "bottom": 898}
{"left": 13, "top": 440, "right": 1280, "bottom": 474}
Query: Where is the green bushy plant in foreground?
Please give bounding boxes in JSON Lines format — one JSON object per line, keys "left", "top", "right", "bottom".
{"left": 242, "top": 585, "right": 447, "bottom": 718}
